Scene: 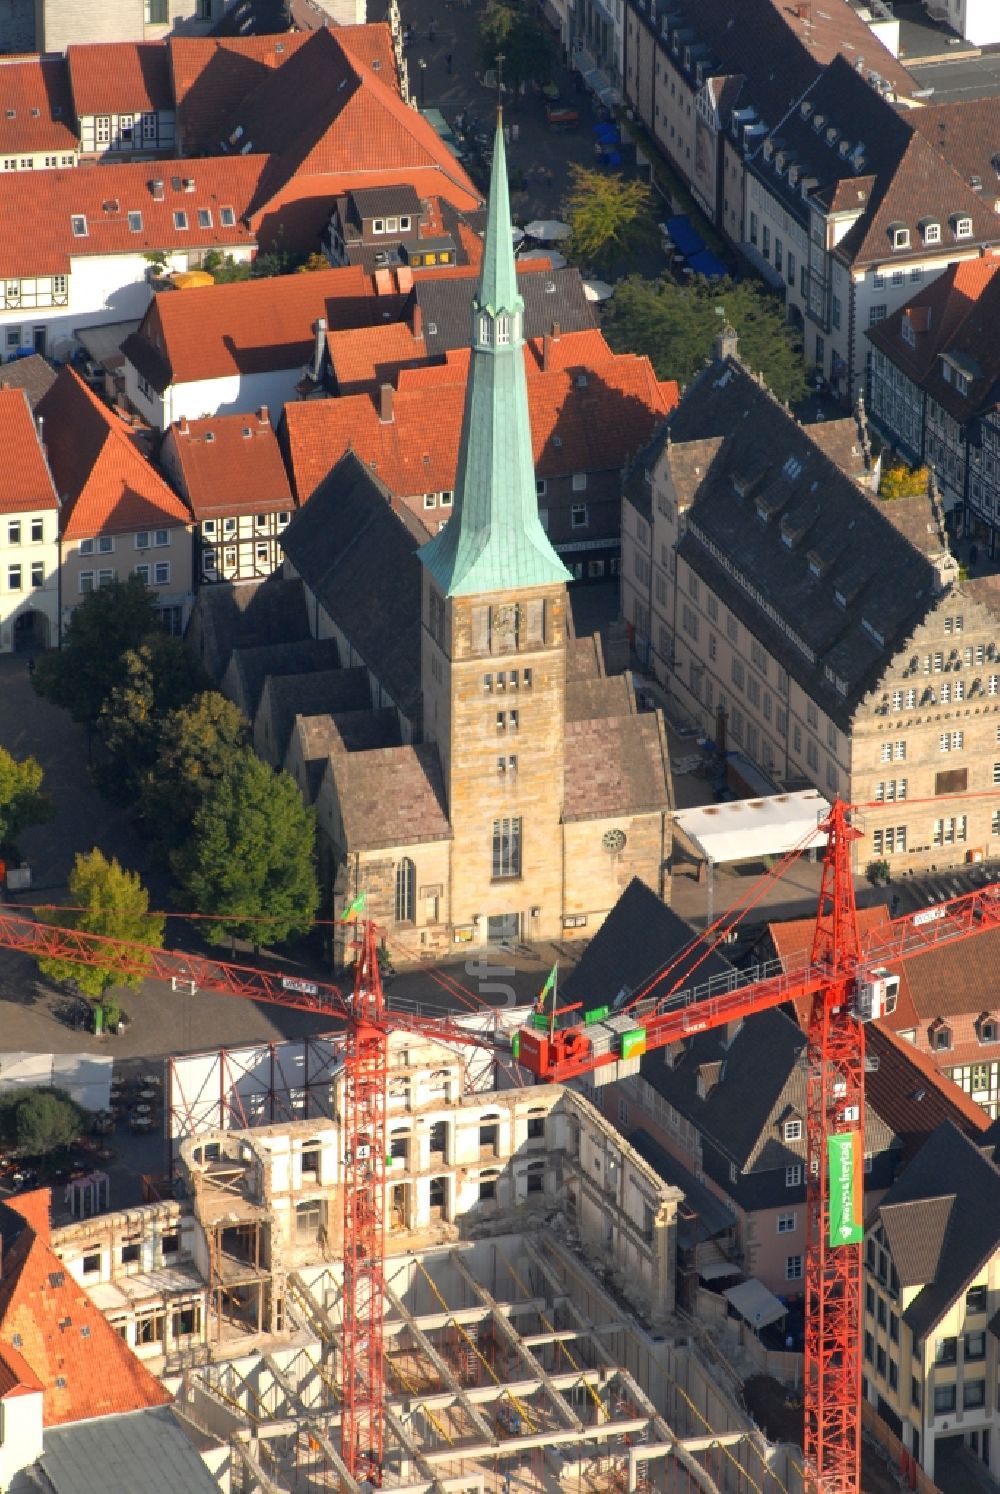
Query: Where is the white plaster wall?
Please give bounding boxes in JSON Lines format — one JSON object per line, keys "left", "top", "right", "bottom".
{"left": 0, "top": 1391, "right": 43, "bottom": 1487}
{"left": 0, "top": 510, "right": 59, "bottom": 652}
{"left": 962, "top": 0, "right": 1000, "bottom": 46}
{"left": 130, "top": 366, "right": 303, "bottom": 431}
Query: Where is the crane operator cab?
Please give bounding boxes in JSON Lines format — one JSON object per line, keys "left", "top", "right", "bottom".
{"left": 853, "top": 967, "right": 900, "bottom": 1023}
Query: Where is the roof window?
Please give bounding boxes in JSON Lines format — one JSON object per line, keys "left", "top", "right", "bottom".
{"left": 890, "top": 224, "right": 910, "bottom": 251}
{"left": 173, "top": 210, "right": 188, "bottom": 230}
{"left": 952, "top": 214, "right": 973, "bottom": 240}
{"left": 197, "top": 208, "right": 212, "bottom": 228}
{"left": 127, "top": 210, "right": 142, "bottom": 232}
{"left": 71, "top": 215, "right": 87, "bottom": 237}
{"left": 219, "top": 206, "right": 236, "bottom": 227}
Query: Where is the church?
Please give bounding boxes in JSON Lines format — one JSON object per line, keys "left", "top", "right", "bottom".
{"left": 278, "top": 114, "right": 673, "bottom": 965}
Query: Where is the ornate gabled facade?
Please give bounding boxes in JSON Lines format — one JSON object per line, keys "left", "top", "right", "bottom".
{"left": 280, "top": 116, "right": 673, "bottom": 964}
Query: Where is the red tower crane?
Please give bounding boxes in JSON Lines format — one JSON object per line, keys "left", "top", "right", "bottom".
{"left": 4, "top": 798, "right": 1000, "bottom": 1494}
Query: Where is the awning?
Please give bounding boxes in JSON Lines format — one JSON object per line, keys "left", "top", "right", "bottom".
{"left": 724, "top": 1278, "right": 787, "bottom": 1329}
{"left": 686, "top": 248, "right": 728, "bottom": 280}
{"left": 673, "top": 790, "right": 830, "bottom": 866}
{"left": 665, "top": 214, "right": 705, "bottom": 258}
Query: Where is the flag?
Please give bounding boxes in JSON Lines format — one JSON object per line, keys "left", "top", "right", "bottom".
{"left": 341, "top": 892, "right": 366, "bottom": 922}
{"left": 536, "top": 963, "right": 558, "bottom": 1011}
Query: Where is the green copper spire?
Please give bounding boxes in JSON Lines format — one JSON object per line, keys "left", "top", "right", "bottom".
{"left": 419, "top": 111, "right": 571, "bottom": 598}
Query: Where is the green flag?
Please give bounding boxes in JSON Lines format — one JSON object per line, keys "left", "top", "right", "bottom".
{"left": 536, "top": 963, "right": 558, "bottom": 1011}
{"left": 341, "top": 892, "right": 366, "bottom": 922}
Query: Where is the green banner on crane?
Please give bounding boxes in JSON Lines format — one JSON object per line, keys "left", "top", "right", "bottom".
{"left": 828, "top": 1131, "right": 864, "bottom": 1247}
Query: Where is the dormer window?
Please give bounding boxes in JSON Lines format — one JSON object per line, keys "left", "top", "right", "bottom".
{"left": 921, "top": 220, "right": 941, "bottom": 245}
{"left": 372, "top": 218, "right": 384, "bottom": 234}
{"left": 929, "top": 1019, "right": 952, "bottom": 1052}
{"left": 953, "top": 215, "right": 973, "bottom": 240}
{"left": 901, "top": 316, "right": 916, "bottom": 349}
{"left": 977, "top": 1014, "right": 999, "bottom": 1045}
{"left": 784, "top": 1118, "right": 803, "bottom": 1143}
{"left": 890, "top": 224, "right": 910, "bottom": 251}
{"left": 399, "top": 215, "right": 411, "bottom": 232}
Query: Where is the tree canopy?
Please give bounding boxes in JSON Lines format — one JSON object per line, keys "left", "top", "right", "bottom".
{"left": 602, "top": 274, "right": 808, "bottom": 405}
{"left": 94, "top": 634, "right": 209, "bottom": 804}
{"left": 5, "top": 1088, "right": 84, "bottom": 1155}
{"left": 36, "top": 849, "right": 164, "bottom": 1000}
{"left": 31, "top": 576, "right": 161, "bottom": 727}
{"left": 171, "top": 750, "right": 318, "bottom": 948}
{"left": 140, "top": 691, "right": 249, "bottom": 856}
{"left": 0, "top": 747, "right": 54, "bottom": 854}
{"left": 479, "top": 1, "right": 553, "bottom": 90}
{"left": 879, "top": 464, "right": 930, "bottom": 500}
{"left": 563, "top": 166, "right": 657, "bottom": 277}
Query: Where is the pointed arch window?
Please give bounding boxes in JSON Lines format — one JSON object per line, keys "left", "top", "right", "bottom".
{"left": 478, "top": 313, "right": 491, "bottom": 344}
{"left": 496, "top": 314, "right": 511, "bottom": 345}
{"left": 395, "top": 857, "right": 416, "bottom": 923}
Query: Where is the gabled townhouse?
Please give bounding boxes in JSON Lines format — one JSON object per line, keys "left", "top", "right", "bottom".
{"left": 0, "top": 157, "right": 260, "bottom": 363}
{"left": 36, "top": 367, "right": 194, "bottom": 635}
{"left": 622, "top": 333, "right": 1000, "bottom": 872}
{"left": 0, "top": 387, "right": 60, "bottom": 653}
{"left": 0, "top": 55, "right": 78, "bottom": 173}
{"left": 622, "top": 0, "right": 915, "bottom": 233}
{"left": 559, "top": 878, "right": 900, "bottom": 1301}
{"left": 866, "top": 259, "right": 1000, "bottom": 552}
{"left": 323, "top": 182, "right": 482, "bottom": 274}
{"left": 160, "top": 407, "right": 296, "bottom": 586}
{"left": 740, "top": 57, "right": 1000, "bottom": 399}
{"left": 769, "top": 905, "right": 1000, "bottom": 1122}
{"left": 66, "top": 42, "right": 176, "bottom": 157}
{"left": 121, "top": 266, "right": 391, "bottom": 428}
{"left": 863, "top": 1120, "right": 1000, "bottom": 1485}
{"left": 284, "top": 329, "right": 677, "bottom": 580}
{"left": 16, "top": 0, "right": 227, "bottom": 53}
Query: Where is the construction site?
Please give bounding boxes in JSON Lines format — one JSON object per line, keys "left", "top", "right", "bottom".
{"left": 48, "top": 1023, "right": 807, "bottom": 1494}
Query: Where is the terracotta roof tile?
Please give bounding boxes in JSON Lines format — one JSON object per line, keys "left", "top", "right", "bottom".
{"left": 866, "top": 1024, "right": 989, "bottom": 1162}
{"left": 166, "top": 410, "right": 294, "bottom": 518}
{"left": 0, "top": 1195, "right": 169, "bottom": 1426}
{"left": 285, "top": 332, "right": 675, "bottom": 507}
{"left": 0, "top": 387, "right": 59, "bottom": 516}
{"left": 36, "top": 368, "right": 192, "bottom": 539}
{"left": 67, "top": 42, "right": 173, "bottom": 118}
{"left": 0, "top": 1339, "right": 44, "bottom": 1397}
{"left": 327, "top": 318, "right": 428, "bottom": 394}
{"left": 0, "top": 154, "right": 263, "bottom": 280}
{"left": 320, "top": 21, "right": 397, "bottom": 87}
{"left": 169, "top": 33, "right": 312, "bottom": 154}
{"left": 124, "top": 265, "right": 396, "bottom": 389}
{"left": 0, "top": 56, "right": 77, "bottom": 156}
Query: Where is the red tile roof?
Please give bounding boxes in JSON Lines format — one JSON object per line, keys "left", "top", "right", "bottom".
{"left": 866, "top": 1023, "right": 989, "bottom": 1161}
{"left": 0, "top": 1339, "right": 44, "bottom": 1397}
{"left": 328, "top": 318, "right": 429, "bottom": 393}
{"left": 768, "top": 904, "right": 919, "bottom": 1032}
{"left": 169, "top": 33, "right": 312, "bottom": 154}
{"left": 36, "top": 368, "right": 192, "bottom": 539}
{"left": 285, "top": 331, "right": 675, "bottom": 504}
{"left": 166, "top": 409, "right": 294, "bottom": 518}
{"left": 0, "top": 155, "right": 263, "bottom": 279}
{"left": 125, "top": 265, "right": 395, "bottom": 389}
{"left": 0, "top": 1194, "right": 170, "bottom": 1426}
{"left": 334, "top": 21, "right": 398, "bottom": 84}
{"left": 67, "top": 42, "right": 172, "bottom": 118}
{"left": 0, "top": 387, "right": 59, "bottom": 517}
{"left": 0, "top": 56, "right": 77, "bottom": 156}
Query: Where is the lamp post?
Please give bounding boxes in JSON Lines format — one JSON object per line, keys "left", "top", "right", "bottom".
{"left": 418, "top": 57, "right": 427, "bottom": 111}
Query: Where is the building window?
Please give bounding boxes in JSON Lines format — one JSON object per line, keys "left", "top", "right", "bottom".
{"left": 70, "top": 215, "right": 87, "bottom": 236}
{"left": 571, "top": 504, "right": 588, "bottom": 529}
{"left": 935, "top": 1336, "right": 957, "bottom": 1365}
{"left": 197, "top": 208, "right": 212, "bottom": 228}
{"left": 966, "top": 1331, "right": 986, "bottom": 1361}
{"left": 7, "top": 564, "right": 21, "bottom": 591}
{"left": 295, "top": 1201, "right": 322, "bottom": 1240}
{"left": 966, "top": 1284, "right": 988, "bottom": 1314}
{"left": 783, "top": 1119, "right": 802, "bottom": 1142}
{"left": 6, "top": 521, "right": 19, "bottom": 544}
{"left": 964, "top": 1380, "right": 986, "bottom": 1410}
{"left": 777, "top": 1212, "right": 796, "bottom": 1234}
{"left": 79, "top": 571, "right": 94, "bottom": 592}
{"left": 30, "top": 562, "right": 43, "bottom": 587}
{"left": 173, "top": 210, "right": 188, "bottom": 230}
{"left": 934, "top": 1384, "right": 956, "bottom": 1415}
{"left": 492, "top": 817, "right": 522, "bottom": 880}
{"left": 785, "top": 1165, "right": 802, "bottom": 1187}
{"left": 785, "top": 1254, "right": 803, "bottom": 1281}
{"left": 394, "top": 857, "right": 415, "bottom": 923}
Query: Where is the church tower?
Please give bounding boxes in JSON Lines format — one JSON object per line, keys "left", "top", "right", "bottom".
{"left": 419, "top": 112, "right": 572, "bottom": 945}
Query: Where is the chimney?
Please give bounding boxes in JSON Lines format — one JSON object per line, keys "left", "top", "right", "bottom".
{"left": 177, "top": 415, "right": 188, "bottom": 436}
{"left": 378, "top": 382, "right": 394, "bottom": 424}
{"left": 149, "top": 178, "right": 165, "bottom": 201}
{"left": 714, "top": 320, "right": 738, "bottom": 362}
{"left": 258, "top": 405, "right": 270, "bottom": 426}
{"left": 551, "top": 320, "right": 561, "bottom": 341}
{"left": 412, "top": 302, "right": 423, "bottom": 339}
{"left": 542, "top": 333, "right": 553, "bottom": 371}
{"left": 312, "top": 317, "right": 328, "bottom": 383}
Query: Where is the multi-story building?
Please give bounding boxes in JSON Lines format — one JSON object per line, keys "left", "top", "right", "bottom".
{"left": 2, "top": 0, "right": 231, "bottom": 54}
{"left": 160, "top": 408, "right": 296, "bottom": 587}
{"left": 0, "top": 55, "right": 78, "bottom": 174}
{"left": 863, "top": 1119, "right": 1000, "bottom": 1484}
{"left": 866, "top": 259, "right": 1000, "bottom": 552}
{"left": 37, "top": 368, "right": 195, "bottom": 635}
{"left": 66, "top": 42, "right": 177, "bottom": 157}
{"left": 0, "top": 387, "right": 60, "bottom": 653}
{"left": 284, "top": 328, "right": 677, "bottom": 580}
{"left": 622, "top": 334, "right": 1000, "bottom": 872}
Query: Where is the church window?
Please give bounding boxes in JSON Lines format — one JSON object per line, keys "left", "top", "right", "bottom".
{"left": 496, "top": 315, "right": 511, "bottom": 345}
{"left": 492, "top": 817, "right": 522, "bottom": 880}
{"left": 394, "top": 857, "right": 416, "bottom": 922}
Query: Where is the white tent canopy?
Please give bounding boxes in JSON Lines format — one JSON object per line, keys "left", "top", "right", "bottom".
{"left": 0, "top": 1052, "right": 113, "bottom": 1111}
{"left": 673, "top": 790, "right": 830, "bottom": 866}
{"left": 724, "top": 1277, "right": 787, "bottom": 1330}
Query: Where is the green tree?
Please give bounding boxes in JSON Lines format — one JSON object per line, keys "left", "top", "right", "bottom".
{"left": 479, "top": 1, "right": 553, "bottom": 91}
{"left": 603, "top": 274, "right": 808, "bottom": 405}
{"left": 94, "top": 634, "right": 209, "bottom": 804}
{"left": 10, "top": 1088, "right": 84, "bottom": 1155}
{"left": 202, "top": 250, "right": 251, "bottom": 284}
{"left": 140, "top": 691, "right": 248, "bottom": 855}
{"left": 563, "top": 166, "right": 657, "bottom": 277}
{"left": 0, "top": 747, "right": 54, "bottom": 854}
{"left": 172, "top": 750, "right": 318, "bottom": 948}
{"left": 32, "top": 575, "right": 160, "bottom": 729}
{"left": 879, "top": 463, "right": 930, "bottom": 500}
{"left": 36, "top": 849, "right": 165, "bottom": 1000}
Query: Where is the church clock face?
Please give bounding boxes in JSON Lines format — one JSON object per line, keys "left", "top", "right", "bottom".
{"left": 492, "top": 604, "right": 518, "bottom": 651}
{"left": 602, "top": 828, "right": 627, "bottom": 853}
